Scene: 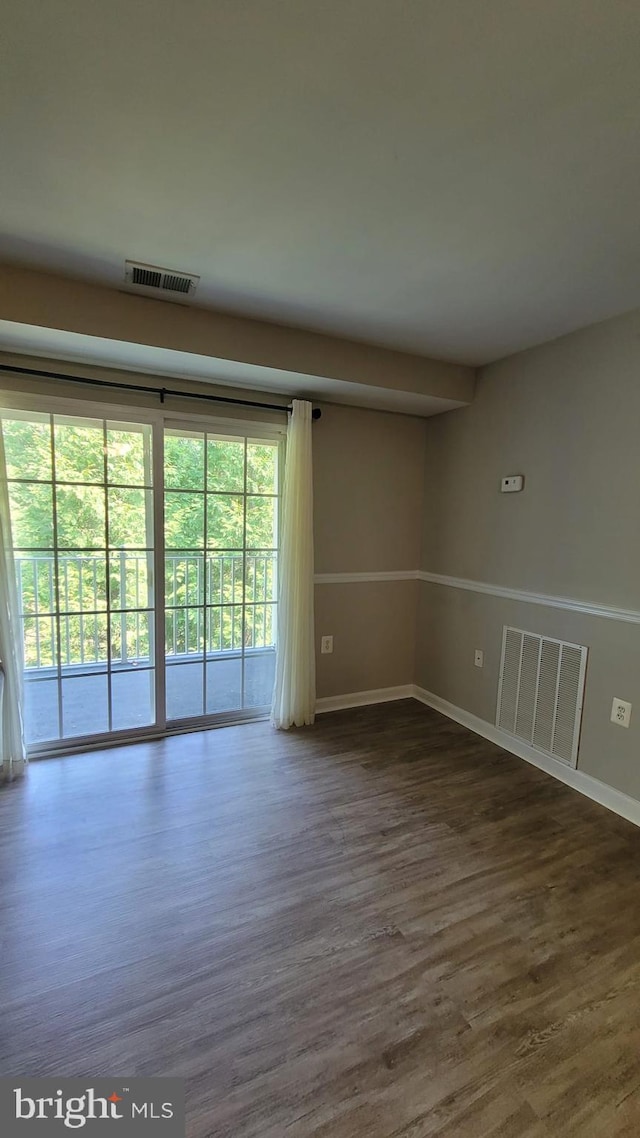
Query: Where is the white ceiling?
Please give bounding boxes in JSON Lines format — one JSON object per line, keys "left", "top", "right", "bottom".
{"left": 1, "top": 0, "right": 639, "bottom": 366}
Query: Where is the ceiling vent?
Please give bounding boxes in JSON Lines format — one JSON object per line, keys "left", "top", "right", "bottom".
{"left": 124, "top": 261, "right": 200, "bottom": 301}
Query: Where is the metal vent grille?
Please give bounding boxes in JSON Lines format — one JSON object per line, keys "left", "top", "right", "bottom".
{"left": 131, "top": 266, "right": 162, "bottom": 289}
{"left": 161, "top": 273, "right": 192, "bottom": 294}
{"left": 496, "top": 626, "right": 587, "bottom": 767}
{"left": 124, "top": 261, "right": 199, "bottom": 299}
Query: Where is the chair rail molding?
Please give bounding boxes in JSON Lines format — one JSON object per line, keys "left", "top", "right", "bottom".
{"left": 418, "top": 570, "right": 640, "bottom": 625}
{"left": 313, "top": 567, "right": 640, "bottom": 624}
{"left": 314, "top": 570, "right": 420, "bottom": 584}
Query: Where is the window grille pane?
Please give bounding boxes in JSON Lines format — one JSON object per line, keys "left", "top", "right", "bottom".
{"left": 207, "top": 437, "right": 245, "bottom": 492}
{"left": 2, "top": 412, "right": 52, "bottom": 480}
{"left": 106, "top": 423, "right": 152, "bottom": 487}
{"left": 54, "top": 417, "right": 105, "bottom": 484}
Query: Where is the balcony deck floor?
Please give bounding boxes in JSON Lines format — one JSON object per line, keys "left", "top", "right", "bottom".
{"left": 24, "top": 652, "right": 275, "bottom": 744}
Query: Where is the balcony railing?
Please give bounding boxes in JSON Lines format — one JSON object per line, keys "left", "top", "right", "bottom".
{"left": 16, "top": 552, "right": 277, "bottom": 671}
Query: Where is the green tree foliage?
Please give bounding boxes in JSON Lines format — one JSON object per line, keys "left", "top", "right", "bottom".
{"left": 2, "top": 416, "right": 278, "bottom": 667}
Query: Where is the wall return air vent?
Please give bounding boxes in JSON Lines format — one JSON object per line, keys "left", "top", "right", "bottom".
{"left": 124, "top": 261, "right": 200, "bottom": 301}
{"left": 496, "top": 626, "right": 588, "bottom": 768}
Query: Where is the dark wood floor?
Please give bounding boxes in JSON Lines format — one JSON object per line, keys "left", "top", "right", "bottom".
{"left": 3, "top": 701, "right": 640, "bottom": 1136}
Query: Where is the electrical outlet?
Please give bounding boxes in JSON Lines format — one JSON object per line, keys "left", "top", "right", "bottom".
{"left": 474, "top": 649, "right": 484, "bottom": 668}
{"left": 611, "top": 698, "right": 632, "bottom": 728}
{"left": 321, "top": 635, "right": 333, "bottom": 655}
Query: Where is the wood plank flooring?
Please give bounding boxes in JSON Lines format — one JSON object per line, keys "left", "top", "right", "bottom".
{"left": 2, "top": 700, "right": 640, "bottom": 1136}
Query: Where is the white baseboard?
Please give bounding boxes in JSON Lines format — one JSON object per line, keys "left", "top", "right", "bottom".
{"left": 316, "top": 685, "right": 414, "bottom": 714}
{"left": 413, "top": 686, "right": 640, "bottom": 829}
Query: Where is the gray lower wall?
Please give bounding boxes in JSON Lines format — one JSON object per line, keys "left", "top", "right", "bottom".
{"left": 416, "top": 581, "right": 640, "bottom": 800}
{"left": 316, "top": 580, "right": 418, "bottom": 699}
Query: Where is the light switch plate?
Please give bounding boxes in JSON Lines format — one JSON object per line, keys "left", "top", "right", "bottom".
{"left": 501, "top": 475, "right": 524, "bottom": 493}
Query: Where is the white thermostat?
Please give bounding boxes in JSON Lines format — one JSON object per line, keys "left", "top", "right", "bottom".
{"left": 501, "top": 475, "right": 524, "bottom": 493}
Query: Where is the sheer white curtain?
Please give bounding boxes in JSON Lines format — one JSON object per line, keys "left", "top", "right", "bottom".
{"left": 0, "top": 428, "right": 26, "bottom": 783}
{"left": 271, "top": 400, "right": 316, "bottom": 729}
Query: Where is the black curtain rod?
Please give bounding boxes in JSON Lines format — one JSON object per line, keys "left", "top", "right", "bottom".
{"left": 0, "top": 363, "right": 322, "bottom": 419}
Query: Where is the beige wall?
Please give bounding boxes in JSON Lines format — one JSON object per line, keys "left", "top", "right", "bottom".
{"left": 312, "top": 401, "right": 426, "bottom": 697}
{"left": 0, "top": 264, "right": 474, "bottom": 403}
{"left": 422, "top": 307, "right": 640, "bottom": 606}
{"left": 418, "top": 305, "right": 640, "bottom": 799}
{"left": 313, "top": 401, "right": 425, "bottom": 573}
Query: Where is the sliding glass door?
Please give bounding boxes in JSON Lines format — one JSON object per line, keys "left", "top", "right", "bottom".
{"left": 2, "top": 410, "right": 155, "bottom": 745}
{"left": 0, "top": 405, "right": 280, "bottom": 751}
{"left": 164, "top": 426, "right": 279, "bottom": 724}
